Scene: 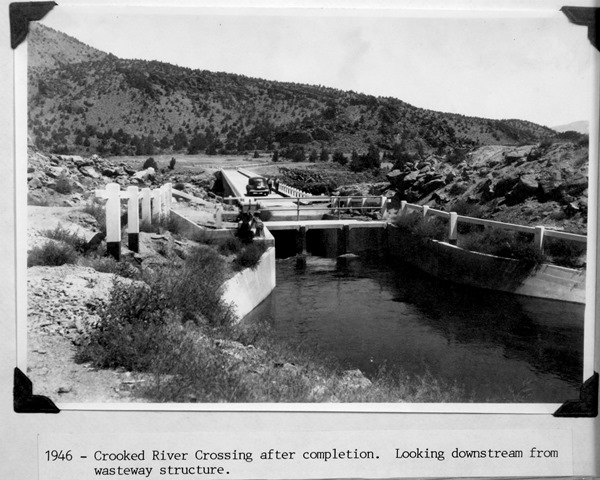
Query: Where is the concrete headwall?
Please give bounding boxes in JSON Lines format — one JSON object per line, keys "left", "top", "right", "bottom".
{"left": 171, "top": 210, "right": 234, "bottom": 242}
{"left": 388, "top": 224, "right": 586, "bottom": 304}
{"left": 222, "top": 246, "right": 276, "bottom": 321}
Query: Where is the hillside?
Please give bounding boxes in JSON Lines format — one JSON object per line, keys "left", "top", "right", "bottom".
{"left": 28, "top": 23, "right": 108, "bottom": 71}
{"left": 28, "top": 22, "right": 558, "bottom": 159}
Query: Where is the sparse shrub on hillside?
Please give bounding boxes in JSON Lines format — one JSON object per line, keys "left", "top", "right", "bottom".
{"left": 81, "top": 201, "right": 106, "bottom": 235}
{"left": 218, "top": 236, "right": 244, "bottom": 256}
{"left": 459, "top": 228, "right": 546, "bottom": 265}
{"left": 53, "top": 175, "right": 73, "bottom": 194}
{"left": 538, "top": 137, "right": 554, "bottom": 150}
{"left": 392, "top": 212, "right": 447, "bottom": 241}
{"left": 350, "top": 144, "right": 380, "bottom": 172}
{"left": 43, "top": 224, "right": 87, "bottom": 252}
{"left": 77, "top": 244, "right": 232, "bottom": 370}
{"left": 446, "top": 148, "right": 468, "bottom": 165}
{"left": 543, "top": 237, "right": 586, "bottom": 268}
{"left": 234, "top": 242, "right": 267, "bottom": 270}
{"left": 448, "top": 182, "right": 469, "bottom": 196}
{"left": 450, "top": 200, "right": 485, "bottom": 234}
{"left": 28, "top": 242, "right": 79, "bottom": 267}
{"left": 332, "top": 150, "right": 347, "bottom": 165}
{"left": 142, "top": 157, "right": 158, "bottom": 170}
{"left": 168, "top": 157, "right": 176, "bottom": 170}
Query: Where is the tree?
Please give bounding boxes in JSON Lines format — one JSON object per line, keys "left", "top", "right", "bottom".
{"left": 332, "top": 150, "right": 347, "bottom": 165}
{"left": 272, "top": 150, "right": 279, "bottom": 162}
{"left": 142, "top": 157, "right": 158, "bottom": 170}
{"left": 169, "top": 157, "right": 177, "bottom": 170}
{"left": 308, "top": 149, "right": 318, "bottom": 163}
{"left": 319, "top": 147, "right": 329, "bottom": 162}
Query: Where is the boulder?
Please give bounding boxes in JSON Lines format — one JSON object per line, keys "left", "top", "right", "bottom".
{"left": 79, "top": 165, "right": 101, "bottom": 179}
{"left": 132, "top": 167, "right": 156, "bottom": 181}
{"left": 386, "top": 169, "right": 404, "bottom": 181}
{"left": 46, "top": 166, "right": 68, "bottom": 178}
{"left": 102, "top": 167, "right": 121, "bottom": 177}
{"left": 420, "top": 178, "right": 446, "bottom": 195}
{"left": 504, "top": 174, "right": 539, "bottom": 205}
{"left": 562, "top": 173, "right": 588, "bottom": 196}
{"left": 59, "top": 155, "right": 84, "bottom": 164}
{"left": 28, "top": 176, "right": 44, "bottom": 189}
{"left": 341, "top": 369, "right": 372, "bottom": 389}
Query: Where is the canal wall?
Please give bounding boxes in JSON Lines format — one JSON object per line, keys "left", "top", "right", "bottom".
{"left": 387, "top": 224, "right": 586, "bottom": 304}
{"left": 171, "top": 210, "right": 233, "bottom": 241}
{"left": 222, "top": 225, "right": 277, "bottom": 321}
{"left": 222, "top": 245, "right": 276, "bottom": 321}
{"left": 172, "top": 209, "right": 277, "bottom": 320}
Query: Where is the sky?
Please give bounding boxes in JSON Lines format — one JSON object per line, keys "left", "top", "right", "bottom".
{"left": 39, "top": 4, "right": 596, "bottom": 128}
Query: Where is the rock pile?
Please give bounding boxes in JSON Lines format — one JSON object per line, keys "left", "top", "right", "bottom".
{"left": 27, "top": 147, "right": 159, "bottom": 206}
{"left": 386, "top": 142, "right": 588, "bottom": 231}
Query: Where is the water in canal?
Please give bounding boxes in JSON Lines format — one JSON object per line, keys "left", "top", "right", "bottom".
{"left": 244, "top": 254, "right": 585, "bottom": 403}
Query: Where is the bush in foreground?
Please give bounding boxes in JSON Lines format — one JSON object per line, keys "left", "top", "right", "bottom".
{"left": 28, "top": 242, "right": 79, "bottom": 267}
{"left": 77, "top": 244, "right": 233, "bottom": 371}
{"left": 234, "top": 242, "right": 267, "bottom": 270}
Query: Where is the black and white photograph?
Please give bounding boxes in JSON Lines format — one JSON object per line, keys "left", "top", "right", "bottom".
{"left": 19, "top": 2, "right": 597, "bottom": 408}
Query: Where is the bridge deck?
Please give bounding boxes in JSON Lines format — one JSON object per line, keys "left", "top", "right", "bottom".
{"left": 264, "top": 219, "right": 388, "bottom": 231}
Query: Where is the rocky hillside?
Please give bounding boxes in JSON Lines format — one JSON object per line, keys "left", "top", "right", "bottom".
{"left": 385, "top": 140, "right": 588, "bottom": 233}
{"left": 28, "top": 22, "right": 556, "bottom": 158}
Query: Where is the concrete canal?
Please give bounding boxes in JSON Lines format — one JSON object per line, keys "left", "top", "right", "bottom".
{"left": 244, "top": 252, "right": 584, "bottom": 403}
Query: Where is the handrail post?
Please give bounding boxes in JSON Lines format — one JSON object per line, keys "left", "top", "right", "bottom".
{"left": 534, "top": 226, "right": 545, "bottom": 252}
{"left": 165, "top": 182, "right": 172, "bottom": 217}
{"left": 152, "top": 189, "right": 162, "bottom": 222}
{"left": 141, "top": 187, "right": 151, "bottom": 226}
{"left": 215, "top": 204, "right": 223, "bottom": 228}
{"left": 380, "top": 196, "right": 387, "bottom": 217}
{"left": 127, "top": 185, "right": 140, "bottom": 253}
{"left": 296, "top": 199, "right": 300, "bottom": 221}
{"left": 106, "top": 183, "right": 121, "bottom": 261}
{"left": 400, "top": 200, "right": 407, "bottom": 216}
{"left": 422, "top": 205, "right": 429, "bottom": 219}
{"left": 449, "top": 212, "right": 458, "bottom": 245}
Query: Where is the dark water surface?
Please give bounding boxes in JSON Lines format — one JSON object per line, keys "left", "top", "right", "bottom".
{"left": 244, "top": 255, "right": 584, "bottom": 403}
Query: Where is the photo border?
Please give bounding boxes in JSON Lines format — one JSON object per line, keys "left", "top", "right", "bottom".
{"left": 12, "top": 0, "right": 600, "bottom": 416}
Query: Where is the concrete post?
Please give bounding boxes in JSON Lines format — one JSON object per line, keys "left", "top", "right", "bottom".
{"left": 127, "top": 186, "right": 140, "bottom": 253}
{"left": 534, "top": 226, "right": 545, "bottom": 251}
{"left": 215, "top": 205, "right": 223, "bottom": 228}
{"left": 105, "top": 183, "right": 121, "bottom": 261}
{"left": 141, "top": 188, "right": 151, "bottom": 225}
{"left": 380, "top": 196, "right": 387, "bottom": 217}
{"left": 296, "top": 201, "right": 300, "bottom": 221}
{"left": 297, "top": 226, "right": 307, "bottom": 254}
{"left": 422, "top": 205, "right": 429, "bottom": 218}
{"left": 400, "top": 200, "right": 407, "bottom": 216}
{"left": 343, "top": 224, "right": 350, "bottom": 254}
{"left": 449, "top": 212, "right": 458, "bottom": 245}
{"left": 361, "top": 198, "right": 367, "bottom": 214}
{"left": 165, "top": 183, "right": 172, "bottom": 215}
{"left": 152, "top": 188, "right": 162, "bottom": 221}
{"left": 160, "top": 185, "right": 168, "bottom": 216}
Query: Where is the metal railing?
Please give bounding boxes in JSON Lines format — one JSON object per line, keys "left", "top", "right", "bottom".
{"left": 222, "top": 195, "right": 389, "bottom": 221}
{"left": 397, "top": 200, "right": 586, "bottom": 251}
